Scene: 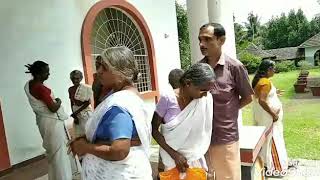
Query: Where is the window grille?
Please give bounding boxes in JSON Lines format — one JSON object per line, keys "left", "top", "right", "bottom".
{"left": 91, "top": 7, "right": 152, "bottom": 92}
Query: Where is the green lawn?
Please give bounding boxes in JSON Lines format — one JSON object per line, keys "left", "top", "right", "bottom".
{"left": 243, "top": 69, "right": 320, "bottom": 160}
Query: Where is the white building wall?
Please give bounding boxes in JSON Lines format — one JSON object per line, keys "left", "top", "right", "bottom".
{"left": 0, "top": 0, "right": 180, "bottom": 165}
{"left": 128, "top": 0, "right": 181, "bottom": 92}
{"left": 305, "top": 47, "right": 320, "bottom": 65}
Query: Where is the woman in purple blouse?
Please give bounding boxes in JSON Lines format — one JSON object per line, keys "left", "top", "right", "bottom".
{"left": 152, "top": 63, "right": 215, "bottom": 175}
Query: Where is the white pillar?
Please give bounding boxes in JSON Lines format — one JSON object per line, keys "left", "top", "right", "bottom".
{"left": 207, "top": 0, "right": 241, "bottom": 127}
{"left": 207, "top": 0, "right": 237, "bottom": 59}
{"left": 186, "top": 0, "right": 209, "bottom": 64}
{"left": 208, "top": 0, "right": 221, "bottom": 23}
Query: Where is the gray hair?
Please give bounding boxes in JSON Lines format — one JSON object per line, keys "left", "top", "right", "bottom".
{"left": 168, "top": 68, "right": 184, "bottom": 89}
{"left": 100, "top": 46, "right": 139, "bottom": 83}
{"left": 70, "top": 70, "right": 83, "bottom": 79}
{"left": 180, "top": 63, "right": 215, "bottom": 87}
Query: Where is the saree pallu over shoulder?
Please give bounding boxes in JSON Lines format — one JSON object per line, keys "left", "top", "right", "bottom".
{"left": 72, "top": 83, "right": 93, "bottom": 136}
{"left": 24, "top": 82, "right": 69, "bottom": 152}
{"left": 74, "top": 83, "right": 93, "bottom": 102}
{"left": 24, "top": 81, "right": 72, "bottom": 180}
{"left": 84, "top": 90, "right": 152, "bottom": 180}
{"left": 160, "top": 92, "right": 213, "bottom": 170}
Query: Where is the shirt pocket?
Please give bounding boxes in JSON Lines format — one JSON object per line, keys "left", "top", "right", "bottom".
{"left": 211, "top": 81, "right": 233, "bottom": 99}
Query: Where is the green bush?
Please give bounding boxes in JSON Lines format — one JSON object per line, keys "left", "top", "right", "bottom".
{"left": 275, "top": 60, "right": 296, "bottom": 72}
{"left": 176, "top": 2, "right": 191, "bottom": 70}
{"left": 239, "top": 52, "right": 261, "bottom": 74}
{"left": 297, "top": 61, "right": 313, "bottom": 70}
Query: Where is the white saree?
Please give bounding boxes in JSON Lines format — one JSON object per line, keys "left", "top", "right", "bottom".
{"left": 160, "top": 92, "right": 213, "bottom": 171}
{"left": 83, "top": 90, "right": 152, "bottom": 180}
{"left": 24, "top": 81, "right": 73, "bottom": 180}
{"left": 253, "top": 82, "right": 288, "bottom": 171}
{"left": 72, "top": 83, "right": 93, "bottom": 137}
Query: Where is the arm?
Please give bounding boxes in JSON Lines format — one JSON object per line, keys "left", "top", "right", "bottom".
{"left": 89, "top": 139, "right": 130, "bottom": 160}
{"left": 68, "top": 88, "right": 74, "bottom": 113}
{"left": 235, "top": 64, "right": 254, "bottom": 109}
{"left": 151, "top": 112, "right": 188, "bottom": 172}
{"left": 71, "top": 101, "right": 90, "bottom": 116}
{"left": 71, "top": 106, "right": 134, "bottom": 160}
{"left": 240, "top": 95, "right": 253, "bottom": 109}
{"left": 37, "top": 87, "right": 61, "bottom": 112}
{"left": 258, "top": 90, "right": 279, "bottom": 122}
{"left": 47, "top": 99, "right": 62, "bottom": 113}
{"left": 151, "top": 113, "right": 177, "bottom": 157}
{"left": 71, "top": 138, "right": 131, "bottom": 161}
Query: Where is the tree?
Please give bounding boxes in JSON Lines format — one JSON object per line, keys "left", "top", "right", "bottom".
{"left": 287, "top": 9, "right": 311, "bottom": 46}
{"left": 175, "top": 2, "right": 191, "bottom": 70}
{"left": 238, "top": 52, "right": 261, "bottom": 74}
{"left": 263, "top": 13, "right": 289, "bottom": 49}
{"left": 234, "top": 22, "right": 249, "bottom": 52}
{"left": 245, "top": 12, "right": 261, "bottom": 42}
{"left": 262, "top": 9, "right": 314, "bottom": 49}
{"left": 234, "top": 13, "right": 264, "bottom": 52}
{"left": 310, "top": 16, "right": 320, "bottom": 37}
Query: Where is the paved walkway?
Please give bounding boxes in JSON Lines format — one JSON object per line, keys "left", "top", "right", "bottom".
{"left": 266, "top": 159, "right": 320, "bottom": 180}
{"left": 35, "top": 146, "right": 320, "bottom": 180}
{"left": 2, "top": 145, "right": 320, "bottom": 180}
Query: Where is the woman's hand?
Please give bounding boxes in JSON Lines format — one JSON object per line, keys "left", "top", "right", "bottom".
{"left": 55, "top": 98, "right": 62, "bottom": 104}
{"left": 70, "top": 137, "right": 89, "bottom": 156}
{"left": 276, "top": 89, "right": 285, "bottom": 96}
{"left": 272, "top": 109, "right": 281, "bottom": 122}
{"left": 171, "top": 151, "right": 189, "bottom": 172}
{"left": 71, "top": 113, "right": 79, "bottom": 124}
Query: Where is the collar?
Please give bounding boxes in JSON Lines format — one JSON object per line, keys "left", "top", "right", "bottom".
{"left": 216, "top": 53, "right": 225, "bottom": 66}
{"left": 202, "top": 53, "right": 225, "bottom": 67}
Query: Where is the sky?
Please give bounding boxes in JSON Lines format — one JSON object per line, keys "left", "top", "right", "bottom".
{"left": 176, "top": 0, "right": 320, "bottom": 25}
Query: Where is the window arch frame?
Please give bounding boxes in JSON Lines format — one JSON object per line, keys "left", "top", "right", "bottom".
{"left": 0, "top": 100, "right": 11, "bottom": 171}
{"left": 81, "top": 0, "right": 159, "bottom": 99}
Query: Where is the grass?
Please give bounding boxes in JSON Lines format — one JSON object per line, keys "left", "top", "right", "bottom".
{"left": 243, "top": 68, "right": 320, "bottom": 160}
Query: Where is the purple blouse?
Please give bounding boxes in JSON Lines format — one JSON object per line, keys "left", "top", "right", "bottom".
{"left": 155, "top": 89, "right": 181, "bottom": 123}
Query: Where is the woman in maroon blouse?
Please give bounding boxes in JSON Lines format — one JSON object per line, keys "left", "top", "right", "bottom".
{"left": 24, "top": 61, "right": 72, "bottom": 180}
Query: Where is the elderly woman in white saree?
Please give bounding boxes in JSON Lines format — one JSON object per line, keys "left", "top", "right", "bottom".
{"left": 70, "top": 46, "right": 152, "bottom": 180}
{"left": 24, "top": 61, "right": 73, "bottom": 180}
{"left": 68, "top": 70, "right": 93, "bottom": 137}
{"left": 252, "top": 60, "right": 288, "bottom": 175}
{"left": 151, "top": 63, "right": 215, "bottom": 177}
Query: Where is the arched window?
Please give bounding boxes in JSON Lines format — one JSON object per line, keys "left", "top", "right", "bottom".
{"left": 314, "top": 49, "right": 320, "bottom": 66}
{"left": 81, "top": 0, "right": 159, "bottom": 99}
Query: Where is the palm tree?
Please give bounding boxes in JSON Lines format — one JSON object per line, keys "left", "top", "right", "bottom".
{"left": 245, "top": 12, "right": 261, "bottom": 42}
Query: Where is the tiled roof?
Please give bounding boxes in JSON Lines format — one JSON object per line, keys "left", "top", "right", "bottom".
{"left": 263, "top": 47, "right": 300, "bottom": 60}
{"left": 245, "top": 43, "right": 275, "bottom": 58}
{"left": 299, "top": 33, "right": 320, "bottom": 48}
{"left": 238, "top": 43, "right": 275, "bottom": 59}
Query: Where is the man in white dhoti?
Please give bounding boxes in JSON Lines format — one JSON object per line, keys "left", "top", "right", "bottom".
{"left": 252, "top": 60, "right": 288, "bottom": 175}
{"left": 24, "top": 61, "right": 72, "bottom": 180}
{"left": 68, "top": 70, "right": 93, "bottom": 137}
